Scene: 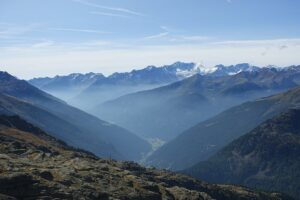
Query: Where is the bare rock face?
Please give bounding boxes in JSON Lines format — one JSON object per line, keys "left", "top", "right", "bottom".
{"left": 0, "top": 115, "right": 292, "bottom": 200}
{"left": 0, "top": 173, "right": 38, "bottom": 197}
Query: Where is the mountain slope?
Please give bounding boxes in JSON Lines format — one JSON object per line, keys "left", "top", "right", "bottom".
{"left": 30, "top": 62, "right": 262, "bottom": 110}
{"left": 29, "top": 72, "right": 105, "bottom": 100}
{"left": 0, "top": 71, "right": 151, "bottom": 161}
{"left": 71, "top": 62, "right": 199, "bottom": 109}
{"left": 93, "top": 67, "right": 300, "bottom": 141}
{"left": 0, "top": 115, "right": 292, "bottom": 200}
{"left": 185, "top": 109, "right": 300, "bottom": 200}
{"left": 0, "top": 71, "right": 65, "bottom": 104}
{"left": 0, "top": 93, "right": 122, "bottom": 159}
{"left": 145, "top": 86, "right": 300, "bottom": 170}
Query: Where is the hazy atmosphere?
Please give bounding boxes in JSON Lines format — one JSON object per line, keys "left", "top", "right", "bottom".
{"left": 1, "top": 0, "right": 300, "bottom": 78}
{"left": 1, "top": 1, "right": 300, "bottom": 199}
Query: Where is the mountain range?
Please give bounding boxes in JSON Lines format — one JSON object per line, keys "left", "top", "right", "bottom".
{"left": 92, "top": 65, "right": 300, "bottom": 141}
{"left": 29, "top": 72, "right": 105, "bottom": 101}
{"left": 3, "top": 62, "right": 300, "bottom": 199}
{"left": 29, "top": 62, "right": 262, "bottom": 110}
{"left": 0, "top": 114, "right": 291, "bottom": 200}
{"left": 184, "top": 109, "right": 300, "bottom": 200}
{"left": 29, "top": 62, "right": 196, "bottom": 109}
{"left": 145, "top": 86, "right": 300, "bottom": 170}
{"left": 0, "top": 71, "right": 151, "bottom": 161}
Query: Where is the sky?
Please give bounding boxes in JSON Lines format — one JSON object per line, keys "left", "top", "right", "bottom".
{"left": 1, "top": 0, "right": 300, "bottom": 79}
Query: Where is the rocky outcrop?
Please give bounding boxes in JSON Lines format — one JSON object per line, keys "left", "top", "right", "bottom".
{"left": 0, "top": 115, "right": 292, "bottom": 200}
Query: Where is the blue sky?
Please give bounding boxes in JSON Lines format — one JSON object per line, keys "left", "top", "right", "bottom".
{"left": 1, "top": 0, "right": 300, "bottom": 78}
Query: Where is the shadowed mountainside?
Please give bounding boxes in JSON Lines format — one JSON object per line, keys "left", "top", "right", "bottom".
{"left": 185, "top": 109, "right": 300, "bottom": 200}
{"left": 0, "top": 115, "right": 292, "bottom": 200}
{"left": 146, "top": 86, "right": 300, "bottom": 170}
{"left": 93, "top": 67, "right": 300, "bottom": 141}
{"left": 0, "top": 71, "right": 151, "bottom": 161}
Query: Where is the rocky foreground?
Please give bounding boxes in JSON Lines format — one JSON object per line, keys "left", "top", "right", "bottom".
{"left": 0, "top": 115, "right": 292, "bottom": 200}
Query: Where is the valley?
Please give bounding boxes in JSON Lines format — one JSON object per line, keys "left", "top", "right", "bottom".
{"left": 21, "top": 62, "right": 300, "bottom": 199}
{"left": 2, "top": 1, "right": 300, "bottom": 199}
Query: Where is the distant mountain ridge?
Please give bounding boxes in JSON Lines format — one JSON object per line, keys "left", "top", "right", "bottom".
{"left": 29, "top": 72, "right": 105, "bottom": 100}
{"left": 92, "top": 66, "right": 300, "bottom": 142}
{"left": 185, "top": 109, "right": 300, "bottom": 200}
{"left": 28, "top": 62, "right": 265, "bottom": 109}
{"left": 29, "top": 62, "right": 298, "bottom": 91}
{"left": 29, "top": 62, "right": 264, "bottom": 88}
{"left": 0, "top": 71, "right": 151, "bottom": 161}
{"left": 29, "top": 72, "right": 105, "bottom": 90}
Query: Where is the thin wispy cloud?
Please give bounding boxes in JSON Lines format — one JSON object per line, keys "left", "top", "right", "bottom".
{"left": 142, "top": 26, "right": 209, "bottom": 43}
{"left": 3, "top": 38, "right": 300, "bottom": 79}
{"left": 160, "top": 26, "right": 186, "bottom": 33}
{"left": 170, "top": 35, "right": 210, "bottom": 42}
{"left": 226, "top": 0, "right": 232, "bottom": 3}
{"left": 160, "top": 26, "right": 170, "bottom": 32}
{"left": 214, "top": 38, "right": 300, "bottom": 57}
{"left": 0, "top": 24, "right": 40, "bottom": 39}
{"left": 152, "top": 26, "right": 209, "bottom": 43}
{"left": 31, "top": 40, "right": 54, "bottom": 48}
{"left": 90, "top": 11, "right": 130, "bottom": 18}
{"left": 49, "top": 28, "right": 111, "bottom": 34}
{"left": 214, "top": 38, "right": 300, "bottom": 46}
{"left": 144, "top": 32, "right": 169, "bottom": 40}
{"left": 73, "top": 0, "right": 144, "bottom": 16}
{"left": 160, "top": 26, "right": 171, "bottom": 32}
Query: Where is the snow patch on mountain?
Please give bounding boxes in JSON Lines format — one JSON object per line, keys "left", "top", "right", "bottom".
{"left": 175, "top": 63, "right": 217, "bottom": 78}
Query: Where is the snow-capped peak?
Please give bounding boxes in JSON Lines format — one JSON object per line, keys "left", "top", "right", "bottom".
{"left": 175, "top": 63, "right": 219, "bottom": 78}
{"left": 175, "top": 63, "right": 199, "bottom": 78}
{"left": 195, "top": 63, "right": 218, "bottom": 75}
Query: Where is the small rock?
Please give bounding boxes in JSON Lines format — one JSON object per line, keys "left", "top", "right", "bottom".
{"left": 39, "top": 171, "right": 53, "bottom": 181}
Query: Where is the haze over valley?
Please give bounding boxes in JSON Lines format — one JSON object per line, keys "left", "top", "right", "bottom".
{"left": 1, "top": 0, "right": 300, "bottom": 199}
